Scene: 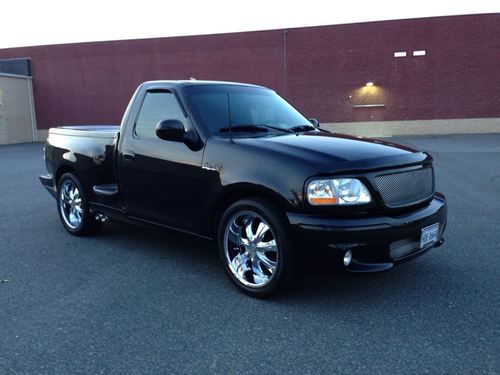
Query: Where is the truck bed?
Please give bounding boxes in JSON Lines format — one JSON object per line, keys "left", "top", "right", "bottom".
{"left": 49, "top": 125, "right": 120, "bottom": 139}
{"left": 42, "top": 125, "right": 121, "bottom": 204}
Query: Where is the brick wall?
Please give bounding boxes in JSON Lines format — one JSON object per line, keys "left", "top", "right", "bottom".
{"left": 0, "top": 14, "right": 498, "bottom": 129}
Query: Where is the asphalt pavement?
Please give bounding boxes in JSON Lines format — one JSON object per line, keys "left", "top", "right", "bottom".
{"left": 0, "top": 134, "right": 499, "bottom": 374}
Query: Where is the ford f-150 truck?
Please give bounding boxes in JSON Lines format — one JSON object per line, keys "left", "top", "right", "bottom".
{"left": 40, "top": 80, "right": 447, "bottom": 297}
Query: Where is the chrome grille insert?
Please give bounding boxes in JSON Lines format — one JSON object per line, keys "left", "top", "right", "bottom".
{"left": 375, "top": 167, "right": 434, "bottom": 208}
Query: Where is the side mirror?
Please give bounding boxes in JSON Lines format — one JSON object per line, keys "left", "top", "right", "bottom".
{"left": 155, "top": 119, "right": 186, "bottom": 142}
{"left": 309, "top": 118, "right": 320, "bottom": 127}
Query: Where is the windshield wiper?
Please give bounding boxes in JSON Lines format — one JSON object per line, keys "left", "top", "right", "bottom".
{"left": 289, "top": 125, "right": 317, "bottom": 133}
{"left": 219, "top": 124, "right": 292, "bottom": 133}
{"left": 219, "top": 125, "right": 268, "bottom": 133}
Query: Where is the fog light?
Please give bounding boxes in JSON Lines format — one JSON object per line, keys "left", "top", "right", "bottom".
{"left": 343, "top": 250, "right": 352, "bottom": 266}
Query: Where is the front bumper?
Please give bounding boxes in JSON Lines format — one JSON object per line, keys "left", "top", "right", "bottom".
{"left": 287, "top": 193, "right": 447, "bottom": 272}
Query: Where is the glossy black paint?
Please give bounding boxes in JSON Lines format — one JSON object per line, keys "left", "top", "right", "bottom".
{"left": 155, "top": 119, "right": 186, "bottom": 142}
{"left": 288, "top": 194, "right": 447, "bottom": 271}
{"left": 40, "top": 81, "right": 447, "bottom": 267}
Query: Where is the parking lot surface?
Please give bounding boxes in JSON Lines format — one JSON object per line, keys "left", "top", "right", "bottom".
{"left": 0, "top": 134, "right": 499, "bottom": 374}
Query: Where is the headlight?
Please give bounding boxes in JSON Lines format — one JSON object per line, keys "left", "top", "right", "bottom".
{"left": 307, "top": 178, "right": 371, "bottom": 205}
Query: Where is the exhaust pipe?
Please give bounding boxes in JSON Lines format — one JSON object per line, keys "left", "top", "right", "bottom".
{"left": 94, "top": 213, "right": 109, "bottom": 223}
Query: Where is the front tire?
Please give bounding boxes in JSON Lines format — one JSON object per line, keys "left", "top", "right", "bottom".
{"left": 217, "top": 198, "right": 294, "bottom": 297}
{"left": 57, "top": 173, "right": 102, "bottom": 236}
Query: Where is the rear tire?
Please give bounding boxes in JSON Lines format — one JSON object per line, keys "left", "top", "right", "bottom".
{"left": 217, "top": 198, "right": 294, "bottom": 297}
{"left": 57, "top": 173, "right": 102, "bottom": 236}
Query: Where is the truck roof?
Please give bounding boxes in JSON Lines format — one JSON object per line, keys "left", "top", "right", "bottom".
{"left": 141, "top": 80, "right": 266, "bottom": 89}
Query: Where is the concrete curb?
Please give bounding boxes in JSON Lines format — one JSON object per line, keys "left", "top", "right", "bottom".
{"left": 321, "top": 118, "right": 500, "bottom": 137}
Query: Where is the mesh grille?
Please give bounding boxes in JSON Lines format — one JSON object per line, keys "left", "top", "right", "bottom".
{"left": 375, "top": 167, "right": 434, "bottom": 208}
{"left": 389, "top": 238, "right": 420, "bottom": 259}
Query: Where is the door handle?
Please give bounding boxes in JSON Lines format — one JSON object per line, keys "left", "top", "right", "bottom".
{"left": 122, "top": 151, "right": 136, "bottom": 161}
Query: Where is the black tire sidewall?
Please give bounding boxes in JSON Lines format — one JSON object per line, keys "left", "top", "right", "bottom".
{"left": 217, "top": 198, "right": 293, "bottom": 297}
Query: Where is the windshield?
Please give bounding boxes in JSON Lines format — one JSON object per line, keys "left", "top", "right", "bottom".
{"left": 183, "top": 85, "right": 314, "bottom": 135}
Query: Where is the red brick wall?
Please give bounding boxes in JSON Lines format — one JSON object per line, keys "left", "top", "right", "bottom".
{"left": 286, "top": 14, "right": 500, "bottom": 122}
{"left": 0, "top": 14, "right": 498, "bottom": 129}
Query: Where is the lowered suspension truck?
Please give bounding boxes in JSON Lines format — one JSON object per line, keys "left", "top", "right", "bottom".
{"left": 40, "top": 80, "right": 447, "bottom": 297}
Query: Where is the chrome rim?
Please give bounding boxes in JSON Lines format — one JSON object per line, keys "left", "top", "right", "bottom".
{"left": 59, "top": 179, "right": 83, "bottom": 229}
{"left": 223, "top": 210, "right": 279, "bottom": 288}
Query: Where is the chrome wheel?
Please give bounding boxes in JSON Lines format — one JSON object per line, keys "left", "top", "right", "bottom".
{"left": 59, "top": 179, "right": 83, "bottom": 229}
{"left": 223, "top": 210, "right": 279, "bottom": 288}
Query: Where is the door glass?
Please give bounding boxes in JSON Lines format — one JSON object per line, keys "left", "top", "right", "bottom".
{"left": 135, "top": 91, "right": 184, "bottom": 138}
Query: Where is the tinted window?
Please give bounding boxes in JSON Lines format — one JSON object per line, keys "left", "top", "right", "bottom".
{"left": 184, "top": 85, "right": 310, "bottom": 134}
{"left": 135, "top": 91, "right": 184, "bottom": 139}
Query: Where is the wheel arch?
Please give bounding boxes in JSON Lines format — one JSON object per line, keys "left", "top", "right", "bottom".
{"left": 208, "top": 183, "right": 292, "bottom": 237}
{"left": 55, "top": 165, "right": 77, "bottom": 187}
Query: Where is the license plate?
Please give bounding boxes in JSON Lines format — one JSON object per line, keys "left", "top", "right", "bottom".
{"left": 420, "top": 223, "right": 439, "bottom": 249}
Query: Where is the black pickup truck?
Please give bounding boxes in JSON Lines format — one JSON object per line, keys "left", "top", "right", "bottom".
{"left": 40, "top": 80, "right": 447, "bottom": 296}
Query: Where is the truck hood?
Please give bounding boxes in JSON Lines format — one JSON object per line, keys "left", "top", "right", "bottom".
{"left": 236, "top": 131, "right": 429, "bottom": 173}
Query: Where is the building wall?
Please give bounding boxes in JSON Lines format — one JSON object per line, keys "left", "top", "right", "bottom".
{"left": 0, "top": 14, "right": 498, "bottom": 130}
{"left": 286, "top": 14, "right": 500, "bottom": 122}
{"left": 0, "top": 75, "right": 36, "bottom": 144}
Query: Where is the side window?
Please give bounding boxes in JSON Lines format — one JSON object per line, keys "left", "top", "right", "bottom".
{"left": 135, "top": 91, "right": 185, "bottom": 139}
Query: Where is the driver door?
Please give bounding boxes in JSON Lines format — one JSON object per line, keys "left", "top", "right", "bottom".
{"left": 118, "top": 89, "right": 204, "bottom": 232}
